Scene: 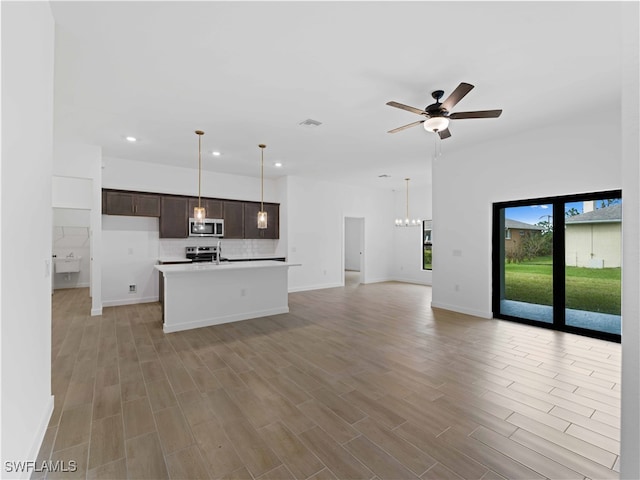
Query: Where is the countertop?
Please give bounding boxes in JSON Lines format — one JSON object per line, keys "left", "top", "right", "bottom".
{"left": 158, "top": 257, "right": 193, "bottom": 264}
{"left": 158, "top": 254, "right": 286, "bottom": 264}
{"left": 223, "top": 254, "right": 286, "bottom": 261}
{"left": 155, "top": 260, "right": 300, "bottom": 274}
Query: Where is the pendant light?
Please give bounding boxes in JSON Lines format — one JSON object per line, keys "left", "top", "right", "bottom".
{"left": 395, "top": 178, "right": 421, "bottom": 227}
{"left": 194, "top": 130, "right": 205, "bottom": 226}
{"left": 257, "top": 144, "right": 267, "bottom": 229}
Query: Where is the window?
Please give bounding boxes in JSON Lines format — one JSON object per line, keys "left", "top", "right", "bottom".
{"left": 493, "top": 190, "right": 621, "bottom": 342}
{"left": 423, "top": 220, "right": 432, "bottom": 270}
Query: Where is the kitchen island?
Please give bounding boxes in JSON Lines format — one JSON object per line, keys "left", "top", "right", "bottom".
{"left": 155, "top": 260, "right": 299, "bottom": 333}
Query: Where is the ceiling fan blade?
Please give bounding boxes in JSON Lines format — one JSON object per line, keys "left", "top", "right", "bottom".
{"left": 386, "top": 101, "right": 425, "bottom": 115}
{"left": 449, "top": 109, "right": 502, "bottom": 119}
{"left": 387, "top": 120, "right": 425, "bottom": 134}
{"left": 438, "top": 128, "right": 451, "bottom": 140}
{"left": 441, "top": 82, "right": 474, "bottom": 111}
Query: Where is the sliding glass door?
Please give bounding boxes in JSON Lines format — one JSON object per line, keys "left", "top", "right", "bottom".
{"left": 497, "top": 203, "right": 554, "bottom": 324}
{"left": 493, "top": 191, "right": 621, "bottom": 341}
{"left": 564, "top": 198, "right": 622, "bottom": 335}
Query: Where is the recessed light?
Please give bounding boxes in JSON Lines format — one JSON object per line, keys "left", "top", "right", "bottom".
{"left": 125, "top": 136, "right": 137, "bottom": 142}
{"left": 212, "top": 151, "right": 221, "bottom": 156}
{"left": 274, "top": 162, "right": 283, "bottom": 168}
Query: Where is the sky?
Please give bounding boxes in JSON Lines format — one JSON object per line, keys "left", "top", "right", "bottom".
{"left": 505, "top": 199, "right": 622, "bottom": 225}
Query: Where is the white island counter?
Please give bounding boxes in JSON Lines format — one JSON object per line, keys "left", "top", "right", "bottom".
{"left": 155, "top": 261, "right": 299, "bottom": 333}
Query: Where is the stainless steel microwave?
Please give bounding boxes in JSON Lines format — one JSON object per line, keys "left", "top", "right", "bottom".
{"left": 189, "top": 218, "right": 224, "bottom": 237}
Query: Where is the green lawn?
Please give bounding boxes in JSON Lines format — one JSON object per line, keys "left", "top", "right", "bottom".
{"left": 504, "top": 257, "right": 621, "bottom": 315}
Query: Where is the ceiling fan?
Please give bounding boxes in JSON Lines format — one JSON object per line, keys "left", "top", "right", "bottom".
{"left": 386, "top": 82, "right": 502, "bottom": 139}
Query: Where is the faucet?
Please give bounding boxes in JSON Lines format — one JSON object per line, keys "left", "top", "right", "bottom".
{"left": 216, "top": 240, "right": 221, "bottom": 265}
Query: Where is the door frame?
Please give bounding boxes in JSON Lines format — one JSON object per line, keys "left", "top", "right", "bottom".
{"left": 492, "top": 189, "right": 622, "bottom": 342}
{"left": 343, "top": 216, "right": 365, "bottom": 285}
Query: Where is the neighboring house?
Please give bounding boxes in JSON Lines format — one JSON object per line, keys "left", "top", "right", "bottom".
{"left": 565, "top": 203, "right": 622, "bottom": 268}
{"left": 504, "top": 219, "right": 543, "bottom": 254}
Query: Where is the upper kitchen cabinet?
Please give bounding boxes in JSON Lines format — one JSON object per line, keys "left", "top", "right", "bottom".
{"left": 103, "top": 190, "right": 160, "bottom": 217}
{"left": 223, "top": 201, "right": 244, "bottom": 239}
{"left": 188, "top": 198, "right": 223, "bottom": 219}
{"left": 244, "top": 202, "right": 279, "bottom": 239}
{"left": 159, "top": 195, "right": 189, "bottom": 238}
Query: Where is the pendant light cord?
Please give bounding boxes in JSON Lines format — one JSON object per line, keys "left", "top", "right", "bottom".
{"left": 196, "top": 130, "right": 204, "bottom": 209}
{"left": 405, "top": 178, "right": 410, "bottom": 219}
{"left": 259, "top": 144, "right": 266, "bottom": 211}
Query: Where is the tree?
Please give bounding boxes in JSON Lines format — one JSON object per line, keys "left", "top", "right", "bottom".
{"left": 565, "top": 207, "right": 580, "bottom": 217}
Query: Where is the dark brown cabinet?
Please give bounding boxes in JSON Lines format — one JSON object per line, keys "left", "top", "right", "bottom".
{"left": 188, "top": 198, "right": 223, "bottom": 219}
{"left": 102, "top": 189, "right": 279, "bottom": 239}
{"left": 160, "top": 196, "right": 189, "bottom": 238}
{"left": 244, "top": 202, "right": 279, "bottom": 239}
{"left": 103, "top": 191, "right": 160, "bottom": 217}
{"left": 223, "top": 201, "right": 245, "bottom": 239}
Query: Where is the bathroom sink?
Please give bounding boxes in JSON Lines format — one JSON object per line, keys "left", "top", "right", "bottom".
{"left": 54, "top": 257, "right": 82, "bottom": 273}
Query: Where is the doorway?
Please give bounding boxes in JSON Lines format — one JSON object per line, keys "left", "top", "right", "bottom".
{"left": 52, "top": 208, "right": 91, "bottom": 294}
{"left": 344, "top": 217, "right": 364, "bottom": 286}
{"left": 493, "top": 190, "right": 622, "bottom": 341}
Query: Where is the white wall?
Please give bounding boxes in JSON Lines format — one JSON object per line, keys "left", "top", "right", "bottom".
{"left": 285, "top": 175, "right": 395, "bottom": 291}
{"left": 1, "top": 2, "right": 55, "bottom": 474}
{"left": 52, "top": 143, "right": 102, "bottom": 315}
{"left": 432, "top": 113, "right": 622, "bottom": 318}
{"left": 391, "top": 183, "right": 432, "bottom": 285}
{"left": 344, "top": 217, "right": 361, "bottom": 271}
{"left": 620, "top": 2, "right": 640, "bottom": 478}
{"left": 102, "top": 215, "right": 161, "bottom": 306}
{"left": 102, "top": 155, "right": 280, "bottom": 203}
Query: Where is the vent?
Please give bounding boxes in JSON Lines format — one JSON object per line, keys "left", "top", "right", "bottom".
{"left": 378, "top": 174, "right": 391, "bottom": 178}
{"left": 299, "top": 118, "right": 322, "bottom": 127}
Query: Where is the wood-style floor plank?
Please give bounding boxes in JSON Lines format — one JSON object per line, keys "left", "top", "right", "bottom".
{"left": 39, "top": 284, "right": 621, "bottom": 480}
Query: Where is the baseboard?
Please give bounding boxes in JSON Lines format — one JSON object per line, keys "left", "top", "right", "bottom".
{"left": 288, "top": 282, "right": 342, "bottom": 293}
{"left": 388, "top": 276, "right": 432, "bottom": 286}
{"left": 430, "top": 301, "right": 493, "bottom": 319}
{"left": 101, "top": 296, "right": 159, "bottom": 308}
{"left": 90, "top": 307, "right": 103, "bottom": 316}
{"left": 163, "top": 306, "right": 289, "bottom": 333}
{"left": 18, "top": 395, "right": 55, "bottom": 479}
{"left": 53, "top": 282, "right": 90, "bottom": 290}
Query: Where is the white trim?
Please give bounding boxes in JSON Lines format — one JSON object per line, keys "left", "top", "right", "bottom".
{"left": 53, "top": 282, "right": 90, "bottom": 290}
{"left": 361, "top": 277, "right": 394, "bottom": 285}
{"left": 21, "top": 395, "right": 55, "bottom": 479}
{"left": 163, "top": 306, "right": 289, "bottom": 333}
{"left": 288, "top": 282, "right": 342, "bottom": 293}
{"left": 101, "top": 296, "right": 158, "bottom": 308}
{"left": 430, "top": 301, "right": 492, "bottom": 319}
{"left": 90, "top": 307, "right": 103, "bottom": 316}
{"left": 389, "top": 276, "right": 432, "bottom": 286}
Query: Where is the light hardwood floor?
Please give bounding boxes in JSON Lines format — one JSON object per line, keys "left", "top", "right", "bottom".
{"left": 37, "top": 282, "right": 621, "bottom": 479}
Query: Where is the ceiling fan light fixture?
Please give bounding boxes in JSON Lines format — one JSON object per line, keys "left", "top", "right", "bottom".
{"left": 423, "top": 116, "right": 449, "bottom": 133}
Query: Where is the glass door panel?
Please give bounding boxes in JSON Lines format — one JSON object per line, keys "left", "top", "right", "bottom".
{"left": 498, "top": 204, "right": 554, "bottom": 324}
{"left": 564, "top": 198, "right": 622, "bottom": 335}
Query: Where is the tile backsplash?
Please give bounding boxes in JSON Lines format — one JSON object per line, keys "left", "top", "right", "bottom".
{"left": 159, "top": 238, "right": 277, "bottom": 258}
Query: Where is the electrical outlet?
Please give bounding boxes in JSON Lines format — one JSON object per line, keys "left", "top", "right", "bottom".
{"left": 129, "top": 284, "right": 136, "bottom": 293}
{"left": 240, "top": 288, "right": 247, "bottom": 297}
{"left": 454, "top": 284, "right": 460, "bottom": 292}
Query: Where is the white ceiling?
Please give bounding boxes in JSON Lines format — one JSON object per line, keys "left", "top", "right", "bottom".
{"left": 51, "top": 1, "right": 625, "bottom": 190}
